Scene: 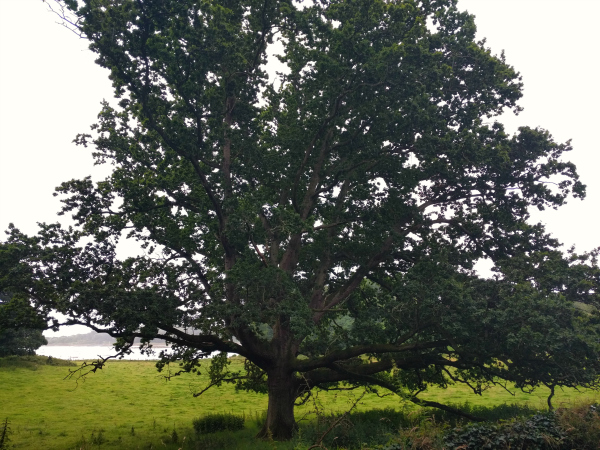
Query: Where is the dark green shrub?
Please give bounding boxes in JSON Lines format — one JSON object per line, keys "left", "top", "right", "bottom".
{"left": 192, "top": 413, "right": 245, "bottom": 435}
{"left": 443, "top": 412, "right": 564, "bottom": 450}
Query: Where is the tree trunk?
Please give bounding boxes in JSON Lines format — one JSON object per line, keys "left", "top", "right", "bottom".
{"left": 257, "top": 366, "right": 299, "bottom": 440}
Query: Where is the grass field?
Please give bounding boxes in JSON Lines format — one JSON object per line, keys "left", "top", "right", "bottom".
{"left": 1, "top": 355, "right": 598, "bottom": 449}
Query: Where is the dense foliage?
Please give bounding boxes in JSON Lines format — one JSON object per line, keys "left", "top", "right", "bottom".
{"left": 1, "top": 0, "right": 599, "bottom": 440}
{"left": 0, "top": 293, "right": 47, "bottom": 357}
{"left": 441, "top": 404, "right": 600, "bottom": 450}
{"left": 0, "top": 328, "right": 47, "bottom": 357}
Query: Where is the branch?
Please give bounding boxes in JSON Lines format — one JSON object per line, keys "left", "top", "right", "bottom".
{"left": 247, "top": 224, "right": 268, "bottom": 267}
{"left": 326, "top": 363, "right": 485, "bottom": 422}
{"left": 192, "top": 375, "right": 246, "bottom": 398}
{"left": 61, "top": 320, "right": 246, "bottom": 359}
{"left": 441, "top": 367, "right": 486, "bottom": 396}
{"left": 159, "top": 325, "right": 246, "bottom": 356}
{"left": 43, "top": 0, "right": 84, "bottom": 38}
{"left": 64, "top": 347, "right": 131, "bottom": 388}
{"left": 408, "top": 397, "right": 485, "bottom": 422}
{"left": 295, "top": 329, "right": 441, "bottom": 372}
{"left": 303, "top": 354, "right": 488, "bottom": 388}
{"left": 315, "top": 222, "right": 421, "bottom": 319}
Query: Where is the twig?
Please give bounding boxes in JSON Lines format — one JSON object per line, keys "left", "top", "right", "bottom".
{"left": 63, "top": 350, "right": 129, "bottom": 389}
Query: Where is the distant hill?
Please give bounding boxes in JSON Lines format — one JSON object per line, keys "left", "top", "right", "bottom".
{"left": 45, "top": 331, "right": 167, "bottom": 347}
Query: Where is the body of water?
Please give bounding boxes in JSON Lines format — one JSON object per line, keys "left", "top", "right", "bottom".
{"left": 36, "top": 345, "right": 162, "bottom": 361}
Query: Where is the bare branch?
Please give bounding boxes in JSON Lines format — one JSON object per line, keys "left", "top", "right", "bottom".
{"left": 43, "top": 0, "right": 84, "bottom": 38}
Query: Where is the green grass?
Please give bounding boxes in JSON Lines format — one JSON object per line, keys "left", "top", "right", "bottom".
{"left": 1, "top": 356, "right": 598, "bottom": 449}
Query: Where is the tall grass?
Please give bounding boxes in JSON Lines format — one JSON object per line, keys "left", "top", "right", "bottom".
{"left": 555, "top": 403, "right": 600, "bottom": 449}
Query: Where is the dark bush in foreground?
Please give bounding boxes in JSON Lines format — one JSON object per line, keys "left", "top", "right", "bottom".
{"left": 192, "top": 413, "right": 245, "bottom": 435}
{"left": 443, "top": 413, "right": 564, "bottom": 450}
{"left": 378, "top": 402, "right": 600, "bottom": 450}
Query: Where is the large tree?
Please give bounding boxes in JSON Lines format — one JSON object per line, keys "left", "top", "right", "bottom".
{"left": 1, "top": 0, "right": 599, "bottom": 439}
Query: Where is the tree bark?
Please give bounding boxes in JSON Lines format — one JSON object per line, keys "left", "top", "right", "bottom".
{"left": 257, "top": 366, "right": 299, "bottom": 440}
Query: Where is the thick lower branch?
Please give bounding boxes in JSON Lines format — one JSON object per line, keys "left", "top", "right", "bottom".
{"left": 295, "top": 331, "right": 441, "bottom": 372}
{"left": 64, "top": 320, "right": 245, "bottom": 357}
{"left": 324, "top": 362, "right": 485, "bottom": 422}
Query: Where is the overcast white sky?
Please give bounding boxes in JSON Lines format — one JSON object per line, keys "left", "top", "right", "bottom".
{"left": 1, "top": 1, "right": 599, "bottom": 334}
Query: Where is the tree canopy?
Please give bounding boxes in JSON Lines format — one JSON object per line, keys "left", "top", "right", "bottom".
{"left": 1, "top": 0, "right": 599, "bottom": 440}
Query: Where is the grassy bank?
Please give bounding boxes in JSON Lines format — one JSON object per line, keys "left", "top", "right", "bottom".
{"left": 1, "top": 356, "right": 598, "bottom": 449}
